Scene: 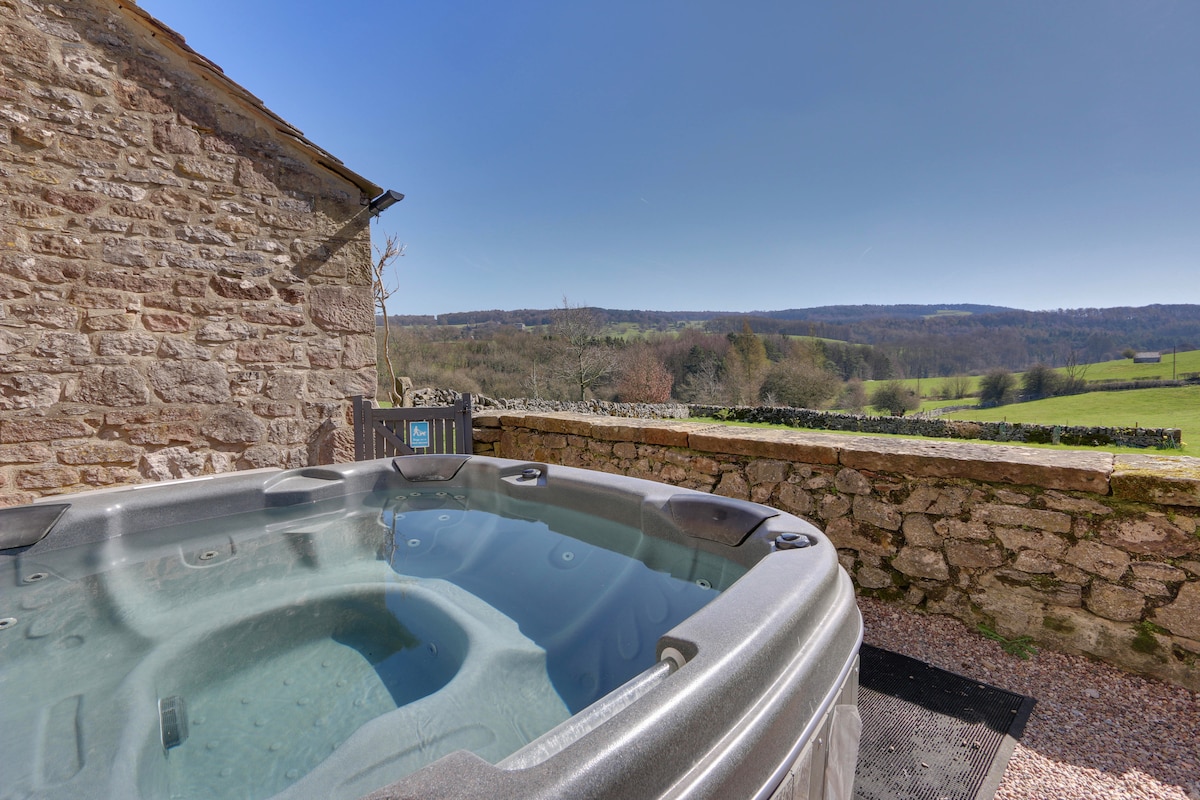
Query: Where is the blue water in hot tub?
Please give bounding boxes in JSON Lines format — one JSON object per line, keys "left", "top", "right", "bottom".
{"left": 0, "top": 486, "right": 745, "bottom": 800}
{"left": 381, "top": 488, "right": 747, "bottom": 713}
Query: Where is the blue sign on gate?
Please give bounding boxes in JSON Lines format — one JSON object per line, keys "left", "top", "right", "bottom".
{"left": 409, "top": 420, "right": 430, "bottom": 449}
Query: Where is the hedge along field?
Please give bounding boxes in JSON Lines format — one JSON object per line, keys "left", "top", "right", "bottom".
{"left": 942, "top": 385, "right": 1200, "bottom": 452}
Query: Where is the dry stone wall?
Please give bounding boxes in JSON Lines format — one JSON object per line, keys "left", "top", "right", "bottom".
{"left": 0, "top": 0, "right": 376, "bottom": 504}
{"left": 689, "top": 404, "right": 1183, "bottom": 449}
{"left": 475, "top": 411, "right": 1200, "bottom": 690}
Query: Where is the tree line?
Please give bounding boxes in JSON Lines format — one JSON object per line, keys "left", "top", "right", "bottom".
{"left": 378, "top": 300, "right": 1200, "bottom": 414}
{"left": 386, "top": 303, "right": 1200, "bottom": 383}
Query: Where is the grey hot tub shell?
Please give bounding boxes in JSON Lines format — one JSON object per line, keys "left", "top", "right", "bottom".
{"left": 0, "top": 455, "right": 862, "bottom": 800}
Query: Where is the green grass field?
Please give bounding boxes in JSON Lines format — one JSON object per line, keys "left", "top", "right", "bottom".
{"left": 942, "top": 385, "right": 1198, "bottom": 440}
{"left": 1072, "top": 349, "right": 1200, "bottom": 382}
{"left": 864, "top": 349, "right": 1200, "bottom": 401}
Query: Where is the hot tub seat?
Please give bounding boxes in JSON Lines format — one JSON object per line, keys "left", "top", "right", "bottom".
{"left": 112, "top": 577, "right": 569, "bottom": 800}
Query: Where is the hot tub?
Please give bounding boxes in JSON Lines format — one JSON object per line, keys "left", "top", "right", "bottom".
{"left": 0, "top": 455, "right": 861, "bottom": 800}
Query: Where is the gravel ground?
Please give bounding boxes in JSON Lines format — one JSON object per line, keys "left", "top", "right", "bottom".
{"left": 858, "top": 597, "right": 1200, "bottom": 800}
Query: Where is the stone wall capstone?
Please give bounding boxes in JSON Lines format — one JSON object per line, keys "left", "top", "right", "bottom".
{"left": 475, "top": 411, "right": 1200, "bottom": 691}
{"left": 0, "top": 0, "right": 378, "bottom": 503}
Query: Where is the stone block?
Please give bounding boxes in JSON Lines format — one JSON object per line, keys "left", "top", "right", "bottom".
{"left": 713, "top": 471, "right": 749, "bottom": 500}
{"left": 69, "top": 287, "right": 127, "bottom": 309}
{"left": 67, "top": 366, "right": 150, "bottom": 406}
{"left": 240, "top": 444, "right": 283, "bottom": 469}
{"left": 612, "top": 441, "right": 636, "bottom": 459}
{"left": 16, "top": 465, "right": 80, "bottom": 490}
{"left": 203, "top": 407, "right": 266, "bottom": 444}
{"left": 972, "top": 503, "right": 1072, "bottom": 533}
{"left": 946, "top": 541, "right": 1004, "bottom": 568}
{"left": 1064, "top": 540, "right": 1130, "bottom": 581}
{"left": 775, "top": 481, "right": 813, "bottom": 516}
{"left": 1130, "top": 562, "right": 1188, "bottom": 583}
{"left": 57, "top": 443, "right": 140, "bottom": 466}
{"left": 236, "top": 340, "right": 298, "bottom": 364}
{"left": 148, "top": 360, "right": 231, "bottom": 403}
{"left": 933, "top": 518, "right": 991, "bottom": 540}
{"left": 1041, "top": 491, "right": 1113, "bottom": 516}
{"left": 1098, "top": 516, "right": 1199, "bottom": 558}
{"left": 142, "top": 312, "right": 190, "bottom": 332}
{"left": 309, "top": 285, "right": 373, "bottom": 333}
{"left": 825, "top": 517, "right": 897, "bottom": 556}
{"left": 747, "top": 459, "right": 789, "bottom": 486}
{"left": 819, "top": 493, "right": 851, "bottom": 521}
{"left": 197, "top": 321, "right": 254, "bottom": 342}
{"left": 30, "top": 232, "right": 88, "bottom": 259}
{"left": 993, "top": 489, "right": 1032, "bottom": 505}
{"left": 857, "top": 566, "right": 892, "bottom": 589}
{"left": 82, "top": 309, "right": 135, "bottom": 331}
{"left": 97, "top": 332, "right": 158, "bottom": 356}
{"left": 994, "top": 526, "right": 1069, "bottom": 557}
{"left": 340, "top": 335, "right": 375, "bottom": 368}
{"left": 834, "top": 467, "right": 872, "bottom": 495}
{"left": 126, "top": 423, "right": 204, "bottom": 446}
{"left": 1012, "top": 550, "right": 1058, "bottom": 574}
{"left": 300, "top": 368, "right": 374, "bottom": 401}
{"left": 659, "top": 463, "right": 687, "bottom": 483}
{"left": 897, "top": 484, "right": 969, "bottom": 515}
{"left": 0, "top": 443, "right": 55, "bottom": 463}
{"left": 891, "top": 546, "right": 949, "bottom": 580}
{"left": 213, "top": 274, "right": 273, "bottom": 300}
{"left": 0, "top": 418, "right": 93, "bottom": 443}
{"left": 139, "top": 446, "right": 211, "bottom": 482}
{"left": 157, "top": 337, "right": 212, "bottom": 361}
{"left": 152, "top": 120, "right": 201, "bottom": 154}
{"left": 13, "top": 302, "right": 81, "bottom": 328}
{"left": 686, "top": 427, "right": 839, "bottom": 465}
{"left": 43, "top": 188, "right": 102, "bottom": 213}
{"left": 1086, "top": 581, "right": 1145, "bottom": 622}
{"left": 1153, "top": 582, "right": 1200, "bottom": 639}
{"left": 1111, "top": 454, "right": 1200, "bottom": 507}
{"left": 1131, "top": 579, "right": 1171, "bottom": 598}
{"left": 852, "top": 495, "right": 901, "bottom": 531}
{"left": 839, "top": 437, "right": 1112, "bottom": 493}
{"left": 0, "top": 373, "right": 62, "bottom": 411}
{"left": 901, "top": 513, "right": 940, "bottom": 547}
{"left": 80, "top": 467, "right": 141, "bottom": 487}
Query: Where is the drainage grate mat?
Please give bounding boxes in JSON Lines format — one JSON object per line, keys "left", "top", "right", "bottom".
{"left": 854, "top": 644, "right": 1036, "bottom": 800}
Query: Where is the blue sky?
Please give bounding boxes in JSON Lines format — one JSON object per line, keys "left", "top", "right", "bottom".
{"left": 138, "top": 1, "right": 1200, "bottom": 316}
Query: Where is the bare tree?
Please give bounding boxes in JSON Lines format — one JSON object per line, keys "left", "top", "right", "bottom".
{"left": 678, "top": 356, "right": 724, "bottom": 404}
{"left": 1061, "top": 347, "right": 1090, "bottom": 393}
{"left": 551, "top": 298, "right": 618, "bottom": 400}
{"left": 371, "top": 234, "right": 406, "bottom": 405}
{"left": 616, "top": 345, "right": 673, "bottom": 403}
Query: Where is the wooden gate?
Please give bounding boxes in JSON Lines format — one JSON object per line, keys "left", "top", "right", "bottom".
{"left": 351, "top": 394, "right": 473, "bottom": 460}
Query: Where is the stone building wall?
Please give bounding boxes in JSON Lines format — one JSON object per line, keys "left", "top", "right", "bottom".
{"left": 0, "top": 0, "right": 379, "bottom": 504}
{"left": 475, "top": 411, "right": 1200, "bottom": 690}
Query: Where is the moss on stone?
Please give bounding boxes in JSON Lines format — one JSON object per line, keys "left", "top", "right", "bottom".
{"left": 1131, "top": 620, "right": 1164, "bottom": 655}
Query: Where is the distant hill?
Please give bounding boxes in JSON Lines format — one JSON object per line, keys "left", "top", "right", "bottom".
{"left": 388, "top": 303, "right": 1200, "bottom": 377}
{"left": 754, "top": 304, "right": 1015, "bottom": 321}
{"left": 391, "top": 304, "right": 1013, "bottom": 328}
